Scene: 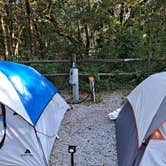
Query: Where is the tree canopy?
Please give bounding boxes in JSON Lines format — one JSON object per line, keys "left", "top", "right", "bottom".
{"left": 0, "top": 0, "right": 165, "bottom": 61}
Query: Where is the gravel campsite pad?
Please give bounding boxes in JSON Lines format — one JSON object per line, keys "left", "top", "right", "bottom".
{"left": 49, "top": 89, "right": 130, "bottom": 166}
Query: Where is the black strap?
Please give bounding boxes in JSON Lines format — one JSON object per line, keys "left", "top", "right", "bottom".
{"left": 0, "top": 104, "right": 6, "bottom": 149}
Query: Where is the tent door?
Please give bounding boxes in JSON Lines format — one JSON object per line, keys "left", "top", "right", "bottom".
{"left": 0, "top": 104, "right": 6, "bottom": 149}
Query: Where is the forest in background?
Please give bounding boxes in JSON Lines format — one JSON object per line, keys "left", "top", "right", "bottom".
{"left": 0, "top": 0, "right": 166, "bottom": 90}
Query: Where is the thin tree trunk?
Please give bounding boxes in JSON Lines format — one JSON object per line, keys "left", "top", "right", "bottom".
{"left": 77, "top": 19, "right": 81, "bottom": 43}
{"left": 25, "top": 0, "right": 35, "bottom": 55}
{"left": 84, "top": 24, "right": 90, "bottom": 55}
{"left": 119, "top": 3, "right": 124, "bottom": 24}
{"left": 90, "top": 32, "right": 95, "bottom": 55}
{"left": 47, "top": 0, "right": 52, "bottom": 16}
{"left": 77, "top": 18, "right": 84, "bottom": 58}
{"left": 33, "top": 20, "right": 45, "bottom": 56}
{"left": 0, "top": 16, "right": 9, "bottom": 60}
{"left": 147, "top": 14, "right": 153, "bottom": 75}
{"left": 147, "top": 32, "right": 152, "bottom": 75}
{"left": 14, "top": 26, "right": 24, "bottom": 57}
{"left": 9, "top": 1, "right": 14, "bottom": 56}
{"left": 85, "top": 0, "right": 91, "bottom": 56}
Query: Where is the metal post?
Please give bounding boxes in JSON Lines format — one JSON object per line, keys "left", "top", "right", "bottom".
{"left": 89, "top": 76, "right": 95, "bottom": 103}
{"left": 73, "top": 79, "right": 79, "bottom": 101}
{"left": 69, "top": 55, "right": 79, "bottom": 102}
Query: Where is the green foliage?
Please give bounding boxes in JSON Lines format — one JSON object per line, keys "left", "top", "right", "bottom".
{"left": 0, "top": 0, "right": 165, "bottom": 90}
{"left": 116, "top": 33, "right": 141, "bottom": 58}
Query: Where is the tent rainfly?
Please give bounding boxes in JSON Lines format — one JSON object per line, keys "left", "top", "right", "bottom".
{"left": 111, "top": 72, "right": 166, "bottom": 166}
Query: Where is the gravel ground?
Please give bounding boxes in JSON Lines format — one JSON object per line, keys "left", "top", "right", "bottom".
{"left": 49, "top": 89, "right": 130, "bottom": 166}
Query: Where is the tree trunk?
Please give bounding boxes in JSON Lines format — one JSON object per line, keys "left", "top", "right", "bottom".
{"left": 0, "top": 16, "right": 9, "bottom": 60}
{"left": 90, "top": 31, "right": 95, "bottom": 55}
{"left": 25, "top": 0, "right": 35, "bottom": 55}
{"left": 8, "top": 1, "right": 14, "bottom": 56}
{"left": 119, "top": 3, "right": 124, "bottom": 24}
{"left": 47, "top": 0, "right": 52, "bottom": 16}
{"left": 147, "top": 15, "right": 153, "bottom": 75}
{"left": 33, "top": 20, "right": 45, "bottom": 56}
{"left": 84, "top": 24, "right": 90, "bottom": 56}
{"left": 14, "top": 26, "right": 24, "bottom": 57}
{"left": 77, "top": 19, "right": 81, "bottom": 43}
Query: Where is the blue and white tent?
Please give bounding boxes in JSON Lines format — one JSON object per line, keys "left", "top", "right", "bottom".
{"left": 0, "top": 61, "right": 70, "bottom": 166}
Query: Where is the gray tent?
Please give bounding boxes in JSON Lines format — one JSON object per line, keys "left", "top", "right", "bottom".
{"left": 115, "top": 72, "right": 166, "bottom": 166}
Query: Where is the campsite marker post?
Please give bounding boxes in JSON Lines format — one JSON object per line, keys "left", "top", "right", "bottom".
{"left": 89, "top": 76, "right": 95, "bottom": 103}
{"left": 68, "top": 145, "right": 76, "bottom": 166}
